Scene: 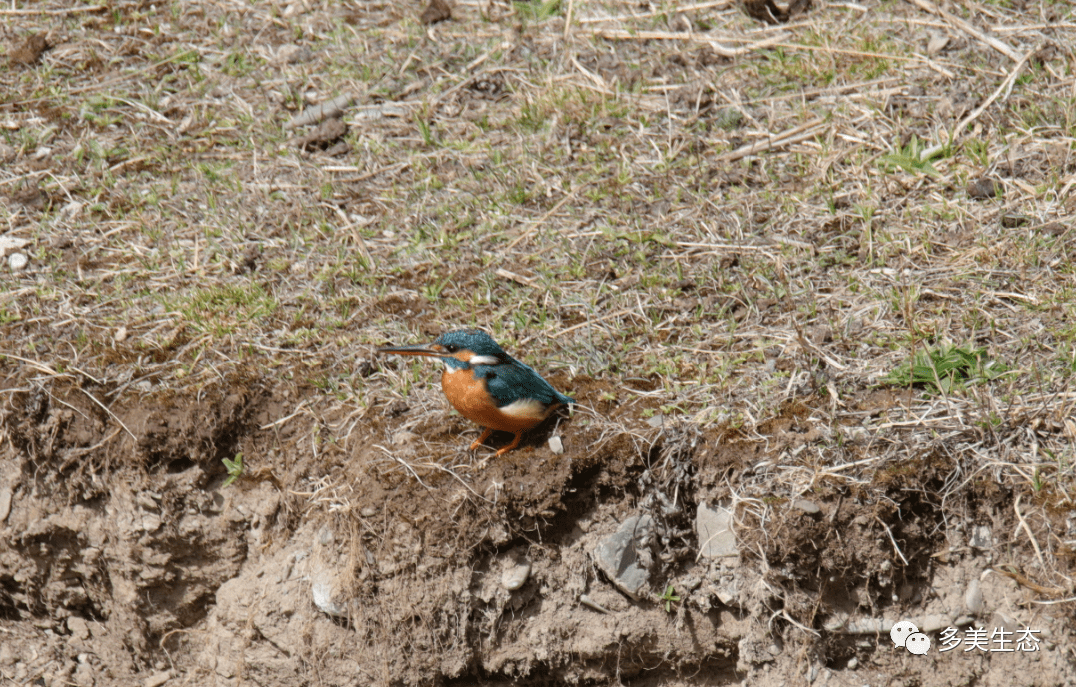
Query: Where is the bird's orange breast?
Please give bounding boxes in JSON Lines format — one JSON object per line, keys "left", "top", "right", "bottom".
{"left": 441, "top": 368, "right": 546, "bottom": 434}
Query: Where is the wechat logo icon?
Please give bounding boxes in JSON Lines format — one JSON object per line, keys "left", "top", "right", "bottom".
{"left": 892, "top": 620, "right": 931, "bottom": 655}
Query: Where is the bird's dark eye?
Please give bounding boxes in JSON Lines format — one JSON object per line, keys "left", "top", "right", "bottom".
{"left": 444, "top": 344, "right": 458, "bottom": 353}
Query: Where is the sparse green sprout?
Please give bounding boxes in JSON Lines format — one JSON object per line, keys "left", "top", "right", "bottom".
{"left": 883, "top": 345, "right": 1009, "bottom": 394}
{"left": 880, "top": 135, "right": 945, "bottom": 177}
{"left": 965, "top": 138, "right": 990, "bottom": 167}
{"left": 659, "top": 585, "right": 680, "bottom": 613}
{"left": 415, "top": 114, "right": 435, "bottom": 146}
{"left": 222, "top": 453, "right": 243, "bottom": 488}
{"left": 515, "top": 0, "right": 561, "bottom": 23}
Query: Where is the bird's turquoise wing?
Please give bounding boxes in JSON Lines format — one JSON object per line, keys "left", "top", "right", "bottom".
{"left": 477, "top": 361, "right": 574, "bottom": 408}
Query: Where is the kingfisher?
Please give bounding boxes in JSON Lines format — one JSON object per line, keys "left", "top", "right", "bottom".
{"left": 378, "top": 329, "right": 575, "bottom": 457}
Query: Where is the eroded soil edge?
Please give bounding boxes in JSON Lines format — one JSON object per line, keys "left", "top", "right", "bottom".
{"left": 1, "top": 376, "right": 1073, "bottom": 687}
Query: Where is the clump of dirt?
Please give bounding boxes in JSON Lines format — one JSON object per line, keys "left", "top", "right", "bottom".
{"left": 0, "top": 375, "right": 274, "bottom": 681}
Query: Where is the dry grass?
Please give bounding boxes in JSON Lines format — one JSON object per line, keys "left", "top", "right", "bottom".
{"left": 3, "top": 0, "right": 1076, "bottom": 676}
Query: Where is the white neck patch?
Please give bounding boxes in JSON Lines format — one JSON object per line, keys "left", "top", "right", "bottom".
{"left": 468, "top": 355, "right": 501, "bottom": 366}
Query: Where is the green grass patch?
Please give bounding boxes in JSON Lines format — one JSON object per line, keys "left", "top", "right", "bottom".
{"left": 883, "top": 344, "right": 1010, "bottom": 394}
{"left": 174, "top": 282, "right": 278, "bottom": 335}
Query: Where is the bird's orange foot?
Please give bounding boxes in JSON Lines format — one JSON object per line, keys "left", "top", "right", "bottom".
{"left": 493, "top": 432, "right": 524, "bottom": 457}
{"left": 470, "top": 427, "right": 495, "bottom": 452}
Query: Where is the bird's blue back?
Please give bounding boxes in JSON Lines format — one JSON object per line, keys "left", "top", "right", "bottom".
{"left": 473, "top": 358, "right": 575, "bottom": 408}
{"left": 434, "top": 329, "right": 575, "bottom": 409}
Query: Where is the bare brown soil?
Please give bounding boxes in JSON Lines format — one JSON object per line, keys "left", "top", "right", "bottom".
{"left": 2, "top": 375, "right": 1073, "bottom": 686}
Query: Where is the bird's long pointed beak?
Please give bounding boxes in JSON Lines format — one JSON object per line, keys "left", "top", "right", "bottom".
{"left": 377, "top": 343, "right": 443, "bottom": 357}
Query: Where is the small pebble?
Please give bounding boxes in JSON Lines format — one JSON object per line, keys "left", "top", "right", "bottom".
{"left": 792, "top": 499, "right": 820, "bottom": 514}
{"left": 578, "top": 594, "right": 612, "bottom": 614}
{"left": 547, "top": 435, "right": 563, "bottom": 455}
{"left": 144, "top": 670, "right": 171, "bottom": 687}
{"left": 965, "top": 578, "right": 983, "bottom": 614}
{"left": 920, "top": 614, "right": 952, "bottom": 633}
{"left": 8, "top": 253, "right": 27, "bottom": 271}
{"left": 60, "top": 200, "right": 84, "bottom": 220}
{"left": 501, "top": 559, "right": 531, "bottom": 590}
{"left": 317, "top": 525, "right": 333, "bottom": 545}
{"left": 0, "top": 484, "right": 11, "bottom": 522}
{"left": 140, "top": 513, "right": 162, "bottom": 532}
{"left": 968, "top": 524, "right": 992, "bottom": 549}
{"left": 967, "top": 177, "right": 1001, "bottom": 200}
{"left": 926, "top": 32, "right": 950, "bottom": 55}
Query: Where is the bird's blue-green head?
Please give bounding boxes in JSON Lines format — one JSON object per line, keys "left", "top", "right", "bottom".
{"left": 377, "top": 329, "right": 509, "bottom": 369}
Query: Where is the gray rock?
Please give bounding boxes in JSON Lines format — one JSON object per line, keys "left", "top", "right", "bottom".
{"left": 919, "top": 614, "right": 952, "bottom": 633}
{"left": 144, "top": 671, "right": 171, "bottom": 687}
{"left": 139, "top": 513, "right": 162, "bottom": 533}
{"left": 578, "top": 594, "right": 613, "bottom": 614}
{"left": 697, "top": 503, "right": 738, "bottom": 560}
{"left": 501, "top": 549, "right": 531, "bottom": 591}
{"left": 823, "top": 614, "right": 891, "bottom": 634}
{"left": 715, "top": 581, "right": 739, "bottom": 606}
{"left": 0, "top": 484, "right": 11, "bottom": 522}
{"left": 792, "top": 498, "right": 820, "bottom": 514}
{"left": 967, "top": 177, "right": 1001, "bottom": 200}
{"left": 311, "top": 569, "right": 348, "bottom": 618}
{"left": 968, "top": 525, "right": 992, "bottom": 549}
{"left": 964, "top": 578, "right": 983, "bottom": 614}
{"left": 592, "top": 514, "right": 655, "bottom": 599}
{"left": 926, "top": 32, "right": 950, "bottom": 56}
{"left": 0, "top": 236, "right": 29, "bottom": 258}
{"left": 679, "top": 576, "right": 701, "bottom": 592}
{"left": 317, "top": 525, "right": 333, "bottom": 545}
